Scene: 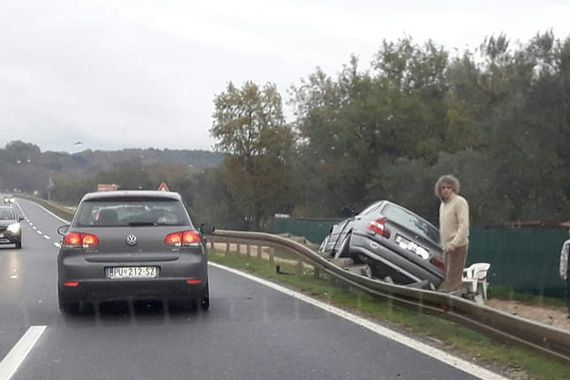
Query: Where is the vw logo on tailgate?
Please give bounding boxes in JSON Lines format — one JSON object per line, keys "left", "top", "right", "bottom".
{"left": 125, "top": 234, "right": 137, "bottom": 246}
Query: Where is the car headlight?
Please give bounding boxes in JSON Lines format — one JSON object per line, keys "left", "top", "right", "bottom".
{"left": 7, "top": 223, "right": 21, "bottom": 234}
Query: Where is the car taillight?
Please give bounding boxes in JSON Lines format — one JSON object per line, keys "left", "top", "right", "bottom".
{"left": 430, "top": 256, "right": 445, "bottom": 273}
{"left": 368, "top": 218, "right": 387, "bottom": 237}
{"left": 165, "top": 231, "right": 201, "bottom": 247}
{"left": 62, "top": 232, "right": 100, "bottom": 248}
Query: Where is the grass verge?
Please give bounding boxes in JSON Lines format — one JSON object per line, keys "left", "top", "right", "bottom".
{"left": 210, "top": 251, "right": 570, "bottom": 380}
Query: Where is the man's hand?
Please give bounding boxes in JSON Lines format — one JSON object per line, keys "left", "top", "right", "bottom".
{"left": 444, "top": 243, "right": 457, "bottom": 254}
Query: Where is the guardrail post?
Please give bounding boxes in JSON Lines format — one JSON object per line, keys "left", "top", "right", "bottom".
{"left": 296, "top": 259, "right": 304, "bottom": 275}
{"left": 225, "top": 242, "right": 230, "bottom": 254}
{"left": 313, "top": 268, "right": 320, "bottom": 279}
{"left": 246, "top": 244, "right": 251, "bottom": 258}
{"left": 268, "top": 247, "right": 274, "bottom": 265}
{"left": 237, "top": 243, "right": 241, "bottom": 255}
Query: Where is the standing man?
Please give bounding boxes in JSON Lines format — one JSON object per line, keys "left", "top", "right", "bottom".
{"left": 434, "top": 175, "right": 470, "bottom": 293}
{"left": 559, "top": 228, "right": 570, "bottom": 318}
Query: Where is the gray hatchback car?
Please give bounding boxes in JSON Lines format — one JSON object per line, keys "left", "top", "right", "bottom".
{"left": 57, "top": 190, "right": 213, "bottom": 313}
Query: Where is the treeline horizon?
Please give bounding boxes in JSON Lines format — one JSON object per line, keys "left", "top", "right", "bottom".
{"left": 3, "top": 32, "right": 570, "bottom": 230}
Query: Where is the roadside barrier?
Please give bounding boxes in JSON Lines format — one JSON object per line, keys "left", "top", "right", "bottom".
{"left": 209, "top": 229, "right": 570, "bottom": 363}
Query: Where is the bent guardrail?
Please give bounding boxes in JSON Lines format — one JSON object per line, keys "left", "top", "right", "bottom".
{"left": 210, "top": 229, "right": 570, "bottom": 362}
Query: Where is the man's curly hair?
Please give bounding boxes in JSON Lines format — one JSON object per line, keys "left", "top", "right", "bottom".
{"left": 434, "top": 174, "right": 461, "bottom": 198}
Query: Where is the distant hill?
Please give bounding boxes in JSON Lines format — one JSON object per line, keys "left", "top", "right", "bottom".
{"left": 0, "top": 140, "right": 224, "bottom": 194}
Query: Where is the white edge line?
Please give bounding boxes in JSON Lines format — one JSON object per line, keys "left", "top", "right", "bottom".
{"left": 0, "top": 325, "right": 47, "bottom": 380}
{"left": 209, "top": 262, "right": 509, "bottom": 380}
{"left": 17, "top": 199, "right": 71, "bottom": 224}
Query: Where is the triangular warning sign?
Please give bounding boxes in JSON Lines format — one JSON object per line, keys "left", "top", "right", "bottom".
{"left": 157, "top": 182, "right": 170, "bottom": 192}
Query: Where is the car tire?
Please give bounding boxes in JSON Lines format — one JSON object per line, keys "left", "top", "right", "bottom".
{"left": 200, "top": 283, "right": 210, "bottom": 311}
{"left": 333, "top": 233, "right": 351, "bottom": 259}
{"left": 15, "top": 240, "right": 22, "bottom": 249}
{"left": 58, "top": 287, "right": 80, "bottom": 314}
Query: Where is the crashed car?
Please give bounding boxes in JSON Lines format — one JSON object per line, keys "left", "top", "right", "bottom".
{"left": 319, "top": 200, "right": 444, "bottom": 287}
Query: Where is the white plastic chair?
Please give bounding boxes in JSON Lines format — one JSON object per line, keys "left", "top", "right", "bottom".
{"left": 462, "top": 263, "right": 491, "bottom": 302}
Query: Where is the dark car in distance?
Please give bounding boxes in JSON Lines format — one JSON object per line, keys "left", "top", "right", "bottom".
{"left": 319, "top": 201, "right": 444, "bottom": 287}
{"left": 0, "top": 206, "right": 23, "bottom": 249}
{"left": 57, "top": 190, "right": 214, "bottom": 313}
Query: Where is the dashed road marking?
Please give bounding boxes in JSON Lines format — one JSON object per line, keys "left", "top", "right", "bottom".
{"left": 0, "top": 325, "right": 47, "bottom": 380}
{"left": 43, "top": 235, "right": 50, "bottom": 240}
{"left": 53, "top": 242, "right": 61, "bottom": 248}
{"left": 36, "top": 230, "right": 42, "bottom": 235}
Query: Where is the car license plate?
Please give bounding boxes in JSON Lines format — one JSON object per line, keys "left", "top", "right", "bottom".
{"left": 395, "top": 235, "right": 429, "bottom": 260}
{"left": 106, "top": 266, "right": 158, "bottom": 279}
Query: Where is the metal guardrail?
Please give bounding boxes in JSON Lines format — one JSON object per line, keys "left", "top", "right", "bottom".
{"left": 210, "top": 229, "right": 570, "bottom": 363}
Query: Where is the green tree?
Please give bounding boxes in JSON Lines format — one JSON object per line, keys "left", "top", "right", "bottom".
{"left": 211, "top": 81, "right": 295, "bottom": 229}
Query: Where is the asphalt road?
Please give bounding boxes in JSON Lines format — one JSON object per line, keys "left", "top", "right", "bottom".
{"left": 0, "top": 198, "right": 491, "bottom": 380}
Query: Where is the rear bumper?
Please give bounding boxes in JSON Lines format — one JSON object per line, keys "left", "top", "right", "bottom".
{"left": 58, "top": 278, "right": 208, "bottom": 302}
{"left": 58, "top": 251, "right": 208, "bottom": 302}
{"left": 350, "top": 233, "right": 443, "bottom": 286}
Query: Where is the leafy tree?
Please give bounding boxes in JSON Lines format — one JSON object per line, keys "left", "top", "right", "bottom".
{"left": 211, "top": 81, "right": 295, "bottom": 229}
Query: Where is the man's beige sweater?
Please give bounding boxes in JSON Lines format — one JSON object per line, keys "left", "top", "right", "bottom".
{"left": 439, "top": 193, "right": 469, "bottom": 249}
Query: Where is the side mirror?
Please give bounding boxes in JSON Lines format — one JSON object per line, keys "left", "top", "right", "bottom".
{"left": 340, "top": 207, "right": 355, "bottom": 218}
{"left": 199, "top": 223, "right": 216, "bottom": 235}
{"left": 57, "top": 225, "right": 70, "bottom": 236}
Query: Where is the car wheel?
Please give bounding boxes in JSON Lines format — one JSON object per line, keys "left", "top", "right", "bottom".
{"left": 15, "top": 240, "right": 22, "bottom": 249}
{"left": 58, "top": 287, "right": 80, "bottom": 314}
{"left": 200, "top": 283, "right": 210, "bottom": 311}
{"left": 333, "top": 233, "right": 351, "bottom": 259}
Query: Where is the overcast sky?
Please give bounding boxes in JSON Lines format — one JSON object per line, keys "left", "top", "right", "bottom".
{"left": 1, "top": 0, "right": 569, "bottom": 153}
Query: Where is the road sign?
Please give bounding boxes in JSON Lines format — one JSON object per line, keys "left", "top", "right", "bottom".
{"left": 157, "top": 182, "right": 170, "bottom": 192}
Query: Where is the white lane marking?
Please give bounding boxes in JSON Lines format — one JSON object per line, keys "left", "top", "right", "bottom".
{"left": 53, "top": 242, "right": 61, "bottom": 248}
{"left": 209, "top": 262, "right": 509, "bottom": 380}
{"left": 31, "top": 226, "right": 36, "bottom": 230}
{"left": 0, "top": 325, "right": 47, "bottom": 380}
{"left": 25, "top": 200, "right": 71, "bottom": 224}
{"left": 43, "top": 235, "right": 50, "bottom": 240}
{"left": 36, "top": 231, "right": 43, "bottom": 235}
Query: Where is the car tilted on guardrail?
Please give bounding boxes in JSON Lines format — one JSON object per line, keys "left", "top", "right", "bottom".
{"left": 319, "top": 200, "right": 444, "bottom": 288}
{"left": 56, "top": 190, "right": 214, "bottom": 313}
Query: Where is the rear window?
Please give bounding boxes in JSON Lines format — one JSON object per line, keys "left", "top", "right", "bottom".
{"left": 74, "top": 198, "right": 191, "bottom": 227}
{"left": 382, "top": 204, "right": 440, "bottom": 243}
